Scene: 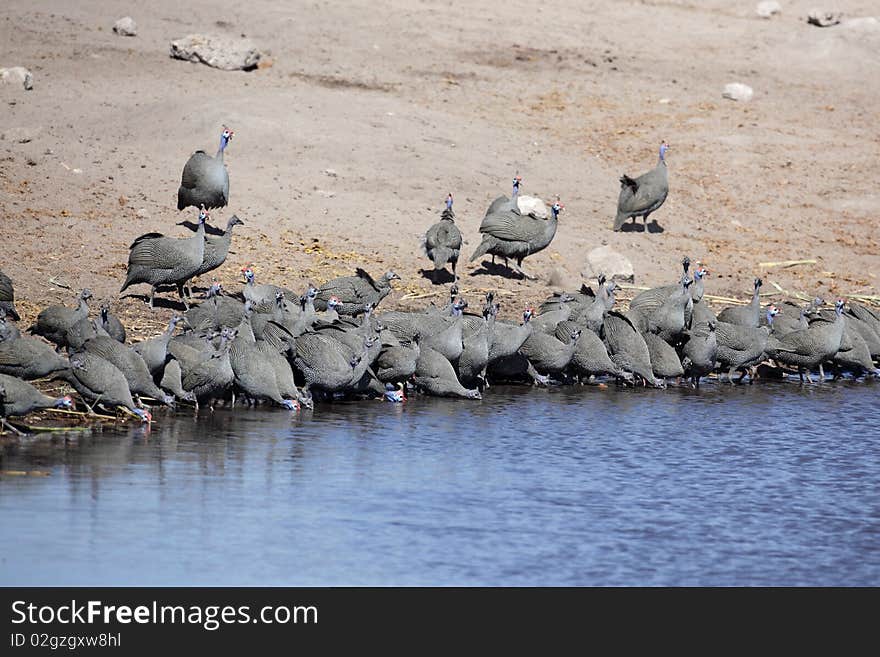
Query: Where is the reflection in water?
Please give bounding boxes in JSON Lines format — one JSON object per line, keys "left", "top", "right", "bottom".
{"left": 1, "top": 381, "right": 878, "bottom": 585}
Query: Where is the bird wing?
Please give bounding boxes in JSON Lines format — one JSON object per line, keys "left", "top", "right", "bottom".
{"left": 479, "top": 211, "right": 543, "bottom": 242}
{"left": 180, "top": 151, "right": 213, "bottom": 190}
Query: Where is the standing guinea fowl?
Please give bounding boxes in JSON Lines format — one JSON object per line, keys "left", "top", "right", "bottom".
{"left": 28, "top": 288, "right": 93, "bottom": 351}
{"left": 423, "top": 194, "right": 463, "bottom": 279}
{"left": 469, "top": 198, "right": 563, "bottom": 280}
{"left": 715, "top": 306, "right": 779, "bottom": 383}
{"left": 99, "top": 303, "right": 126, "bottom": 343}
{"left": 314, "top": 269, "right": 401, "bottom": 316}
{"left": 680, "top": 321, "right": 718, "bottom": 387}
{"left": 0, "top": 373, "right": 73, "bottom": 434}
{"left": 717, "top": 278, "right": 763, "bottom": 328}
{"left": 132, "top": 315, "right": 182, "bottom": 376}
{"left": 613, "top": 141, "right": 669, "bottom": 231}
{"left": 0, "top": 270, "right": 20, "bottom": 321}
{"left": 120, "top": 206, "right": 208, "bottom": 309}
{"left": 177, "top": 126, "right": 234, "bottom": 211}
{"left": 181, "top": 214, "right": 245, "bottom": 289}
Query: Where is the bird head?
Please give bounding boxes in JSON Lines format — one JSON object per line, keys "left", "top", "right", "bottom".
{"left": 80, "top": 288, "right": 93, "bottom": 301}
{"left": 220, "top": 126, "right": 234, "bottom": 149}
{"left": 282, "top": 399, "right": 300, "bottom": 412}
{"left": 385, "top": 271, "right": 401, "bottom": 283}
{"left": 327, "top": 296, "right": 341, "bottom": 309}
{"left": 523, "top": 307, "right": 534, "bottom": 323}
{"left": 836, "top": 299, "right": 845, "bottom": 314}
{"left": 551, "top": 199, "right": 564, "bottom": 218}
{"left": 659, "top": 141, "right": 670, "bottom": 161}
{"left": 240, "top": 266, "right": 255, "bottom": 283}
{"left": 55, "top": 395, "right": 74, "bottom": 410}
{"left": 766, "top": 305, "right": 780, "bottom": 323}
{"left": 695, "top": 266, "right": 709, "bottom": 279}
{"left": 133, "top": 408, "right": 152, "bottom": 424}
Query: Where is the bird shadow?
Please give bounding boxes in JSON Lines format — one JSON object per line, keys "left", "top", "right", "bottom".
{"left": 119, "top": 291, "right": 188, "bottom": 311}
{"left": 176, "top": 220, "right": 226, "bottom": 236}
{"left": 618, "top": 220, "right": 665, "bottom": 234}
{"left": 418, "top": 268, "right": 457, "bottom": 285}
{"left": 468, "top": 261, "right": 526, "bottom": 280}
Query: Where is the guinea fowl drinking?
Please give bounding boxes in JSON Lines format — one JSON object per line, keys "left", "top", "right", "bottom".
{"left": 767, "top": 300, "right": 847, "bottom": 383}
{"left": 177, "top": 126, "right": 234, "bottom": 211}
{"left": 28, "top": 288, "right": 93, "bottom": 351}
{"left": 614, "top": 141, "right": 669, "bottom": 231}
{"left": 469, "top": 195, "right": 563, "bottom": 280}
{"left": 0, "top": 373, "right": 73, "bottom": 435}
{"left": 120, "top": 206, "right": 208, "bottom": 309}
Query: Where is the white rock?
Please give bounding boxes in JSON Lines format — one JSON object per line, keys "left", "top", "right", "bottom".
{"left": 323, "top": 168, "right": 338, "bottom": 177}
{"left": 0, "top": 66, "right": 34, "bottom": 90}
{"left": 516, "top": 194, "right": 548, "bottom": 219}
{"left": 722, "top": 82, "right": 754, "bottom": 102}
{"left": 113, "top": 17, "right": 137, "bottom": 37}
{"left": 136, "top": 208, "right": 150, "bottom": 219}
{"left": 585, "top": 246, "right": 635, "bottom": 283}
{"left": 170, "top": 34, "right": 262, "bottom": 71}
{"left": 756, "top": 2, "right": 781, "bottom": 18}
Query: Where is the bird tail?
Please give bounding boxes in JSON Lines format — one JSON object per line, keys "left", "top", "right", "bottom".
{"left": 468, "top": 237, "right": 494, "bottom": 263}
{"left": 431, "top": 247, "right": 452, "bottom": 270}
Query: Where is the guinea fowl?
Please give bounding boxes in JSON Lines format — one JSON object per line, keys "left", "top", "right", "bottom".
{"left": 315, "top": 269, "right": 400, "bottom": 316}
{"left": 28, "top": 288, "right": 93, "bottom": 350}
{"left": 184, "top": 282, "right": 245, "bottom": 332}
{"left": 181, "top": 214, "right": 245, "bottom": 288}
{"left": 767, "top": 300, "right": 847, "bottom": 383}
{"left": 82, "top": 336, "right": 174, "bottom": 405}
{"left": 469, "top": 198, "right": 563, "bottom": 280}
{"left": 179, "top": 327, "right": 236, "bottom": 406}
{"left": 99, "top": 303, "right": 126, "bottom": 343}
{"left": 519, "top": 326, "right": 580, "bottom": 379}
{"left": 0, "top": 374, "right": 73, "bottom": 434}
{"left": 458, "top": 300, "right": 498, "bottom": 387}
{"left": 414, "top": 346, "right": 481, "bottom": 399}
{"left": 240, "top": 267, "right": 298, "bottom": 313}
{"left": 294, "top": 331, "right": 375, "bottom": 396}
{"left": 424, "top": 194, "right": 462, "bottom": 277}
{"left": 421, "top": 298, "right": 468, "bottom": 362}
{"left": 613, "top": 141, "right": 669, "bottom": 231}
{"left": 0, "top": 311, "right": 21, "bottom": 341}
{"left": 66, "top": 318, "right": 109, "bottom": 352}
{"left": 64, "top": 351, "right": 151, "bottom": 422}
{"left": 229, "top": 309, "right": 298, "bottom": 410}
{"left": 177, "top": 126, "right": 234, "bottom": 211}
{"left": 530, "top": 293, "right": 575, "bottom": 335}
{"left": 680, "top": 321, "right": 718, "bottom": 387}
{"left": 0, "top": 270, "right": 20, "bottom": 321}
{"left": 644, "top": 332, "right": 684, "bottom": 380}
{"left": 717, "top": 278, "right": 763, "bottom": 328}
{"left": 602, "top": 311, "right": 665, "bottom": 387}
{"left": 628, "top": 257, "right": 693, "bottom": 331}
{"left": 488, "top": 308, "right": 535, "bottom": 364}
{"left": 0, "top": 333, "right": 69, "bottom": 380}
{"left": 121, "top": 206, "right": 208, "bottom": 309}
{"left": 555, "top": 321, "right": 633, "bottom": 382}
{"left": 376, "top": 334, "right": 421, "bottom": 386}
{"left": 715, "top": 306, "right": 779, "bottom": 383}
{"left": 132, "top": 315, "right": 182, "bottom": 376}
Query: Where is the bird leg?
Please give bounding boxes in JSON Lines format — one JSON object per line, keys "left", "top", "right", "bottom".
{"left": 727, "top": 367, "right": 736, "bottom": 384}
{"left": 1, "top": 418, "right": 26, "bottom": 436}
{"left": 512, "top": 262, "right": 537, "bottom": 281}
{"left": 819, "top": 364, "right": 826, "bottom": 382}
{"left": 149, "top": 286, "right": 156, "bottom": 310}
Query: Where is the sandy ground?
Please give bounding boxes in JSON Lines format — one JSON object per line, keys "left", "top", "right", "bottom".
{"left": 2, "top": 0, "right": 879, "bottom": 337}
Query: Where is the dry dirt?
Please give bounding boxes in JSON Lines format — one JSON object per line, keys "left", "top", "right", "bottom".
{"left": 2, "top": 0, "right": 879, "bottom": 339}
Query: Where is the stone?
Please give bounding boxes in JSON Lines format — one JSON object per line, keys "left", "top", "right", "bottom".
{"left": 0, "top": 66, "right": 34, "bottom": 90}
{"left": 170, "top": 34, "right": 262, "bottom": 71}
{"left": 807, "top": 10, "right": 842, "bottom": 27}
{"left": 113, "top": 17, "right": 137, "bottom": 37}
{"left": 756, "top": 2, "right": 781, "bottom": 18}
{"left": 585, "top": 246, "right": 635, "bottom": 283}
{"left": 516, "top": 194, "right": 548, "bottom": 219}
{"left": 136, "top": 208, "right": 151, "bottom": 219}
{"left": 722, "top": 82, "right": 754, "bottom": 102}
{"left": 323, "top": 168, "right": 338, "bottom": 177}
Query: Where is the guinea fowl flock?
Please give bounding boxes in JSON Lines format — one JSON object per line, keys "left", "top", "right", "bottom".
{"left": 0, "top": 128, "right": 878, "bottom": 434}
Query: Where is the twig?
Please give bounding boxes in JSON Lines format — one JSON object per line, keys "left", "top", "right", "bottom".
{"left": 48, "top": 276, "right": 72, "bottom": 290}
{"left": 758, "top": 259, "right": 816, "bottom": 269}
{"left": 21, "top": 425, "right": 91, "bottom": 433}
{"left": 47, "top": 408, "right": 115, "bottom": 421}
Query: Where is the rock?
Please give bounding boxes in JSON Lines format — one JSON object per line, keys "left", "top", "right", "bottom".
{"left": 516, "top": 195, "right": 548, "bottom": 219}
{"left": 722, "top": 82, "right": 753, "bottom": 102}
{"left": 315, "top": 189, "right": 335, "bottom": 198}
{"left": 756, "top": 2, "right": 781, "bottom": 18}
{"left": 807, "top": 10, "right": 842, "bottom": 27}
{"left": 135, "top": 208, "right": 151, "bottom": 219}
{"left": 585, "top": 246, "right": 634, "bottom": 284}
{"left": 0, "top": 66, "right": 34, "bottom": 91}
{"left": 1, "top": 126, "right": 40, "bottom": 143}
{"left": 113, "top": 17, "right": 137, "bottom": 37}
{"left": 323, "top": 168, "right": 338, "bottom": 177}
{"left": 170, "top": 34, "right": 262, "bottom": 71}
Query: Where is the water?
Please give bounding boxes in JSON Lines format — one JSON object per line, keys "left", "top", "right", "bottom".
{"left": 1, "top": 380, "right": 878, "bottom": 586}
